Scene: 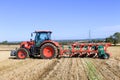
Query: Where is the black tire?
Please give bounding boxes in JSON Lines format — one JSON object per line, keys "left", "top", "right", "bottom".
{"left": 40, "top": 43, "right": 58, "bottom": 59}
{"left": 104, "top": 53, "right": 110, "bottom": 59}
{"left": 29, "top": 55, "right": 35, "bottom": 58}
{"left": 16, "top": 48, "right": 29, "bottom": 59}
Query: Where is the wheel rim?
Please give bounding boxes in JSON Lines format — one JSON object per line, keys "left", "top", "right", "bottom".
{"left": 18, "top": 50, "right": 27, "bottom": 59}
{"left": 43, "top": 46, "right": 54, "bottom": 58}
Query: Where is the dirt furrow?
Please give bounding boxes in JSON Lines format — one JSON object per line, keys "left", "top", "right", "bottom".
{"left": 0, "top": 59, "right": 32, "bottom": 74}
{"left": 37, "top": 59, "right": 59, "bottom": 80}
{"left": 90, "top": 59, "right": 120, "bottom": 80}
{"left": 69, "top": 58, "right": 81, "bottom": 80}
{"left": 43, "top": 58, "right": 88, "bottom": 80}
{"left": 81, "top": 58, "right": 104, "bottom": 80}
{"left": 77, "top": 58, "right": 88, "bottom": 80}
{"left": 68, "top": 58, "right": 88, "bottom": 80}
{"left": 0, "top": 59, "right": 58, "bottom": 80}
{"left": 43, "top": 58, "right": 71, "bottom": 80}
{"left": 105, "top": 59, "right": 120, "bottom": 78}
{"left": 41, "top": 58, "right": 63, "bottom": 80}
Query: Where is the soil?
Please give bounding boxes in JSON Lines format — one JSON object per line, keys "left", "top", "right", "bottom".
{"left": 0, "top": 45, "right": 120, "bottom": 80}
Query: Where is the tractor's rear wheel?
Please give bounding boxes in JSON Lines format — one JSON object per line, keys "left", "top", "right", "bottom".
{"left": 40, "top": 43, "right": 58, "bottom": 59}
{"left": 16, "top": 48, "right": 29, "bottom": 59}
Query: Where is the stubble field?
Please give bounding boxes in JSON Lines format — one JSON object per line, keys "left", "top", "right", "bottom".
{"left": 0, "top": 45, "right": 120, "bottom": 80}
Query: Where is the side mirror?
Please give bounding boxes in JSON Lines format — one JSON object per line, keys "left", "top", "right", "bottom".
{"left": 31, "top": 33, "right": 33, "bottom": 37}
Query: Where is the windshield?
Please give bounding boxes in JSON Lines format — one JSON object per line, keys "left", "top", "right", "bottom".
{"left": 35, "top": 32, "right": 51, "bottom": 43}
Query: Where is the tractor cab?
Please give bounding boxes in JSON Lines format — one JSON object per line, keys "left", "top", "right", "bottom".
{"left": 33, "top": 31, "right": 52, "bottom": 47}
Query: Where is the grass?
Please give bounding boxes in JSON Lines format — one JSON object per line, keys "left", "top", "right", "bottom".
{"left": 84, "top": 59, "right": 102, "bottom": 80}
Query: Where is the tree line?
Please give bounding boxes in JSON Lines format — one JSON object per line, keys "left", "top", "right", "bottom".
{"left": 0, "top": 32, "right": 120, "bottom": 45}
{"left": 0, "top": 41, "right": 20, "bottom": 45}
{"left": 105, "top": 32, "right": 120, "bottom": 45}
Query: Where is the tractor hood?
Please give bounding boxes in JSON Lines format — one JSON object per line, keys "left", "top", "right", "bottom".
{"left": 20, "top": 41, "right": 35, "bottom": 49}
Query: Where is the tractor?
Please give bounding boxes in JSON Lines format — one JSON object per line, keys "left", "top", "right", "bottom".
{"left": 11, "top": 31, "right": 60, "bottom": 59}
{"left": 10, "top": 30, "right": 111, "bottom": 59}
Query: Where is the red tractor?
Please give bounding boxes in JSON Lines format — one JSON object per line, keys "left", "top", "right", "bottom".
{"left": 11, "top": 30, "right": 111, "bottom": 59}
{"left": 11, "top": 31, "right": 60, "bottom": 59}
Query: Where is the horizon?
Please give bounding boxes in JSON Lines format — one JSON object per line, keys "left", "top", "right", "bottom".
{"left": 0, "top": 38, "right": 106, "bottom": 43}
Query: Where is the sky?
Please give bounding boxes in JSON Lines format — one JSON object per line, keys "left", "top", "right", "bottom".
{"left": 0, "top": 0, "right": 120, "bottom": 42}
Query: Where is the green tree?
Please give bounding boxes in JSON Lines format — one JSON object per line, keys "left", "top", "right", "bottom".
{"left": 2, "top": 40, "right": 8, "bottom": 44}
{"left": 106, "top": 32, "right": 120, "bottom": 45}
{"left": 105, "top": 36, "right": 114, "bottom": 43}
{"left": 113, "top": 32, "right": 120, "bottom": 45}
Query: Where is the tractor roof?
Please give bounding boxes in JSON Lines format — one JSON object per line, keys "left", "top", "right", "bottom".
{"left": 34, "top": 30, "right": 52, "bottom": 33}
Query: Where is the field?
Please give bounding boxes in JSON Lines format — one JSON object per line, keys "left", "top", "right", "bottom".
{"left": 0, "top": 45, "right": 120, "bottom": 80}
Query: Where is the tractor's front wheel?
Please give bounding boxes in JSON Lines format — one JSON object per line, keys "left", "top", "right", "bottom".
{"left": 16, "top": 48, "right": 29, "bottom": 59}
{"left": 40, "top": 43, "right": 58, "bottom": 59}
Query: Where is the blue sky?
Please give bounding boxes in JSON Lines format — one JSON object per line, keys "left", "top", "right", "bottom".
{"left": 0, "top": 0, "right": 120, "bottom": 42}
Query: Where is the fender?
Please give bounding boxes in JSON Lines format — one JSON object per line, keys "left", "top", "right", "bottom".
{"left": 40, "top": 40, "right": 60, "bottom": 47}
